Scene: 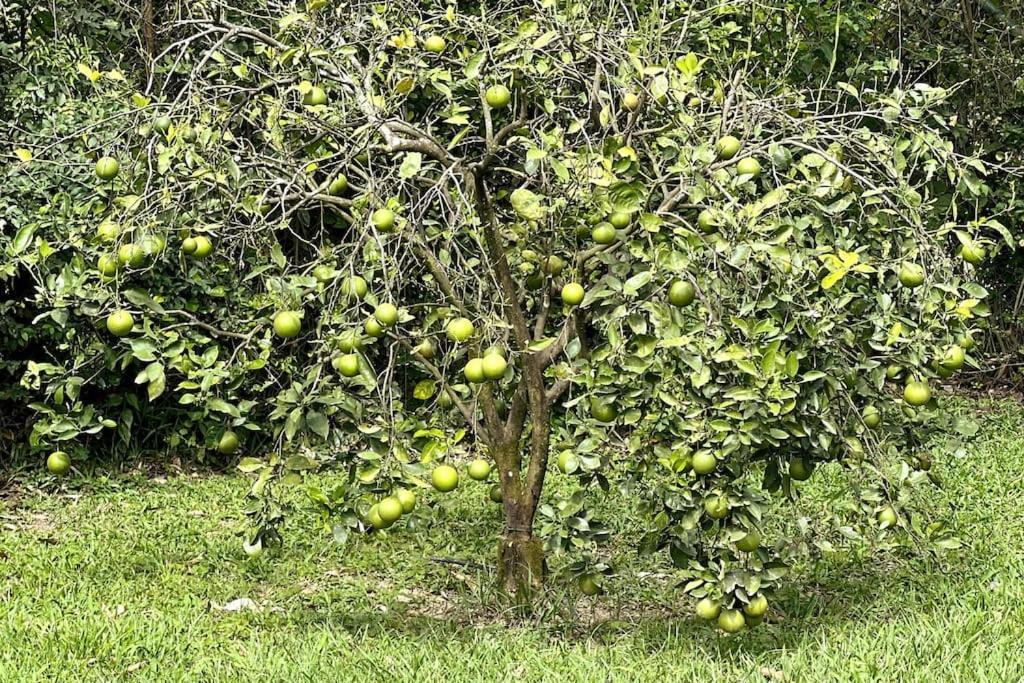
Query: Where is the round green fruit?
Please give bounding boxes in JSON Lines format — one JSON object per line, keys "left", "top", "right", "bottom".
{"left": 338, "top": 329, "right": 363, "bottom": 352}
{"left": 541, "top": 255, "right": 564, "bottom": 276}
{"left": 959, "top": 241, "right": 985, "bottom": 266}
{"left": 789, "top": 457, "right": 813, "bottom": 481}
{"left": 117, "top": 243, "right": 146, "bottom": 268}
{"left": 395, "top": 488, "right": 417, "bottom": 514}
{"left": 468, "top": 459, "right": 491, "bottom": 481}
{"left": 717, "top": 609, "right": 745, "bottom": 633}
{"left": 877, "top": 505, "right": 898, "bottom": 527}
{"left": 106, "top": 310, "right": 135, "bottom": 337}
{"left": 691, "top": 451, "right": 717, "bottom": 475}
{"left": 464, "top": 358, "right": 486, "bottom": 384}
{"left": 423, "top": 34, "right": 446, "bottom": 53}
{"left": 590, "top": 400, "right": 617, "bottom": 423}
{"left": 898, "top": 262, "right": 925, "bottom": 288}
{"left": 591, "top": 223, "right": 616, "bottom": 245}
{"left": 557, "top": 450, "right": 578, "bottom": 474}
{"left": 715, "top": 135, "right": 741, "bottom": 160}
{"left": 695, "top": 597, "right": 721, "bottom": 620}
{"left": 303, "top": 86, "right": 327, "bottom": 106}
{"left": 736, "top": 157, "right": 761, "bottom": 177}
{"left": 371, "top": 207, "right": 396, "bottom": 232}
{"left": 414, "top": 340, "right": 435, "bottom": 360}
{"left": 903, "top": 380, "right": 931, "bottom": 407}
{"left": 668, "top": 279, "right": 695, "bottom": 307}
{"left": 97, "top": 255, "right": 119, "bottom": 277}
{"left": 482, "top": 353, "right": 507, "bottom": 381}
{"left": 328, "top": 175, "right": 348, "bottom": 195}
{"left": 153, "top": 115, "right": 172, "bottom": 134}
{"left": 608, "top": 211, "right": 631, "bottom": 229}
{"left": 485, "top": 85, "right": 511, "bottom": 109}
{"left": 561, "top": 282, "right": 585, "bottom": 306}
{"left": 378, "top": 497, "right": 403, "bottom": 524}
{"left": 46, "top": 451, "right": 71, "bottom": 476}
{"left": 273, "top": 311, "right": 302, "bottom": 339}
{"left": 736, "top": 531, "right": 761, "bottom": 552}
{"left": 367, "top": 504, "right": 392, "bottom": 530}
{"left": 191, "top": 235, "right": 213, "bottom": 259}
{"left": 181, "top": 237, "right": 198, "bottom": 254}
{"left": 704, "top": 495, "right": 729, "bottom": 519}
{"left": 622, "top": 93, "right": 641, "bottom": 111}
{"left": 333, "top": 353, "right": 360, "bottom": 377}
{"left": 217, "top": 430, "right": 239, "bottom": 455}
{"left": 374, "top": 303, "right": 399, "bottom": 327}
{"left": 697, "top": 209, "right": 717, "bottom": 233}
{"left": 431, "top": 464, "right": 459, "bottom": 492}
{"left": 446, "top": 317, "right": 475, "bottom": 343}
{"left": 313, "top": 265, "right": 335, "bottom": 282}
{"left": 862, "top": 405, "right": 882, "bottom": 428}
{"left": 340, "top": 275, "right": 368, "bottom": 300}
{"left": 489, "top": 484, "right": 503, "bottom": 503}
{"left": 96, "top": 220, "right": 119, "bottom": 242}
{"left": 744, "top": 594, "right": 768, "bottom": 618}
{"left": 364, "top": 317, "right": 385, "bottom": 338}
{"left": 95, "top": 156, "right": 120, "bottom": 181}
{"left": 940, "top": 344, "right": 965, "bottom": 371}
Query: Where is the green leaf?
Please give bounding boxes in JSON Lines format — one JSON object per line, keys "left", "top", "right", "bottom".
{"left": 509, "top": 188, "right": 547, "bottom": 221}
{"left": 398, "top": 152, "right": 422, "bottom": 179}
{"left": 306, "top": 410, "right": 329, "bottom": 439}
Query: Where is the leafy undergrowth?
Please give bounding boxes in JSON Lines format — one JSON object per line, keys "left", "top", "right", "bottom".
{"left": 1, "top": 398, "right": 1023, "bottom": 682}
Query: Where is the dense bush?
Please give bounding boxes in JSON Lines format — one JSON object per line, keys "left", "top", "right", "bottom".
{"left": 0, "top": 0, "right": 998, "bottom": 626}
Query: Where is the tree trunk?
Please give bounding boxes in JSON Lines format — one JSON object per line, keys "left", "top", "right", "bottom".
{"left": 493, "top": 446, "right": 546, "bottom": 601}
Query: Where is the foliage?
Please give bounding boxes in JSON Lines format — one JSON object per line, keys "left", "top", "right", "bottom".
{"left": 0, "top": 0, "right": 994, "bottom": 626}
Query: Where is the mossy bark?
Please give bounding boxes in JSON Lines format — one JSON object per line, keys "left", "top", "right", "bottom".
{"left": 496, "top": 532, "right": 545, "bottom": 601}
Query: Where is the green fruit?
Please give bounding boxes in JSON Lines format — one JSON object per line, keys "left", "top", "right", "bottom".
{"left": 153, "top": 115, "right": 172, "bottom": 134}
{"left": 903, "top": 380, "right": 931, "bottom": 406}
{"left": 328, "top": 175, "right": 348, "bottom": 195}
{"left": 106, "top": 310, "right": 135, "bottom": 337}
{"left": 877, "top": 505, "right": 898, "bottom": 527}
{"left": 273, "top": 311, "right": 302, "bottom": 339}
{"left": 736, "top": 157, "right": 761, "bottom": 177}
{"left": 96, "top": 220, "right": 119, "bottom": 242}
{"left": 431, "top": 464, "right": 459, "bottom": 492}
{"left": 367, "top": 504, "right": 392, "bottom": 530}
{"left": 940, "top": 344, "right": 965, "bottom": 371}
{"left": 364, "top": 317, "right": 385, "bottom": 338}
{"left": 579, "top": 574, "right": 601, "bottom": 596}
{"left": 561, "top": 282, "right": 585, "bottom": 306}
{"left": 142, "top": 235, "right": 166, "bottom": 256}
{"left": 590, "top": 399, "right": 617, "bottom": 423}
{"left": 691, "top": 451, "right": 717, "bottom": 475}
{"left": 464, "top": 358, "right": 486, "bottom": 383}
{"left": 789, "top": 457, "right": 813, "bottom": 481}
{"left": 482, "top": 353, "right": 507, "bottom": 381}
{"left": 717, "top": 609, "right": 745, "bottom": 633}
{"left": 489, "top": 484, "right": 503, "bottom": 503}
{"left": 191, "top": 235, "right": 213, "bottom": 259}
{"left": 334, "top": 353, "right": 360, "bottom": 377}
{"left": 959, "top": 241, "right": 985, "bottom": 265}
{"left": 181, "top": 237, "right": 198, "bottom": 254}
{"left": 695, "top": 597, "right": 721, "bottom": 620}
{"left": 338, "top": 330, "right": 363, "bottom": 352}
{"left": 117, "top": 243, "right": 145, "bottom": 268}
{"left": 395, "top": 488, "right": 417, "bottom": 514}
{"left": 736, "top": 531, "right": 761, "bottom": 552}
{"left": 423, "top": 34, "right": 446, "bottom": 53}
{"left": 622, "top": 93, "right": 641, "bottom": 111}
{"left": 704, "top": 494, "right": 729, "bottom": 519}
{"left": 697, "top": 209, "right": 717, "bottom": 233}
{"left": 414, "top": 340, "right": 435, "bottom": 360}
{"left": 374, "top": 303, "right": 399, "bottom": 327}
{"left": 898, "top": 262, "right": 925, "bottom": 288}
{"left": 217, "top": 430, "right": 239, "bottom": 455}
{"left": 959, "top": 331, "right": 976, "bottom": 351}
{"left": 886, "top": 364, "right": 902, "bottom": 380}
{"left": 378, "top": 497, "right": 403, "bottom": 524}
{"left": 557, "top": 450, "right": 578, "bottom": 474}
{"left": 608, "top": 211, "right": 631, "bottom": 229}
{"left": 438, "top": 391, "right": 454, "bottom": 409}
{"left": 744, "top": 594, "right": 768, "bottom": 618}
{"left": 715, "top": 135, "right": 741, "bottom": 160}
{"left": 95, "top": 156, "right": 120, "bottom": 181}
{"left": 468, "top": 459, "right": 491, "bottom": 481}
{"left": 591, "top": 223, "right": 616, "bottom": 245}
{"left": 97, "top": 254, "right": 119, "bottom": 277}
{"left": 371, "top": 208, "right": 396, "bottom": 232}
{"left": 446, "top": 317, "right": 475, "bottom": 343}
{"left": 542, "top": 255, "right": 564, "bottom": 276}
{"left": 485, "top": 85, "right": 511, "bottom": 109}
{"left": 340, "top": 275, "right": 368, "bottom": 300}
{"left": 303, "top": 85, "right": 327, "bottom": 106}
{"left": 525, "top": 272, "right": 544, "bottom": 291}
{"left": 242, "top": 537, "right": 264, "bottom": 556}
{"left": 668, "top": 280, "right": 695, "bottom": 307}
{"left": 862, "top": 405, "right": 881, "bottom": 428}
{"left": 313, "top": 264, "right": 335, "bottom": 282}
{"left": 46, "top": 451, "right": 71, "bottom": 476}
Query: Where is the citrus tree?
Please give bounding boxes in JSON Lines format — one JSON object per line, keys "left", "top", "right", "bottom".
{"left": 8, "top": 0, "right": 990, "bottom": 628}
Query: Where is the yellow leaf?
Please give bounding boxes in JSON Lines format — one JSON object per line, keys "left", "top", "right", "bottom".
{"left": 838, "top": 249, "right": 860, "bottom": 267}
{"left": 77, "top": 63, "right": 101, "bottom": 83}
{"left": 14, "top": 148, "right": 32, "bottom": 162}
{"left": 886, "top": 322, "right": 904, "bottom": 345}
{"left": 820, "top": 268, "right": 847, "bottom": 290}
{"left": 105, "top": 69, "right": 126, "bottom": 81}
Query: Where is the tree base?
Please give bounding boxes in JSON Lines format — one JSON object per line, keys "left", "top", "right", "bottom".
{"left": 496, "top": 533, "right": 545, "bottom": 603}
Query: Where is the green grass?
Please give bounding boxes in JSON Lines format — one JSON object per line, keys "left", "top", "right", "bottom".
{"left": 2, "top": 399, "right": 1024, "bottom": 681}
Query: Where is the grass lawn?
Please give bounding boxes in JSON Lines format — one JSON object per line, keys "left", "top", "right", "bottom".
{"left": 2, "top": 398, "right": 1023, "bottom": 682}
